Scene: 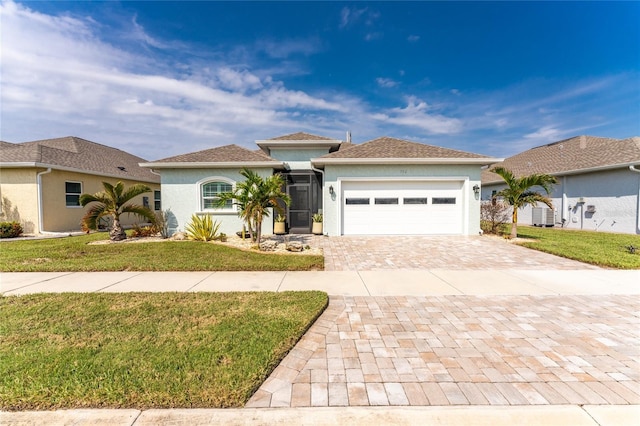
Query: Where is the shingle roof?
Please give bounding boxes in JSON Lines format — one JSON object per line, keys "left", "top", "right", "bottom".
{"left": 151, "top": 144, "right": 279, "bottom": 164}
{"left": 268, "top": 132, "right": 335, "bottom": 141}
{"left": 481, "top": 135, "right": 640, "bottom": 184}
{"left": 0, "top": 136, "right": 159, "bottom": 183}
{"left": 319, "top": 137, "right": 492, "bottom": 159}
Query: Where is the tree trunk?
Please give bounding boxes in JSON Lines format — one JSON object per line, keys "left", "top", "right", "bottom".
{"left": 511, "top": 207, "right": 518, "bottom": 239}
{"left": 110, "top": 217, "right": 127, "bottom": 241}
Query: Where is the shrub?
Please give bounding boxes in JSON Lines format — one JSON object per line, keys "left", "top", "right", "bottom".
{"left": 131, "top": 224, "right": 157, "bottom": 238}
{"left": 0, "top": 221, "right": 23, "bottom": 238}
{"left": 480, "top": 200, "right": 510, "bottom": 235}
{"left": 185, "top": 214, "right": 221, "bottom": 242}
{"left": 153, "top": 210, "right": 170, "bottom": 238}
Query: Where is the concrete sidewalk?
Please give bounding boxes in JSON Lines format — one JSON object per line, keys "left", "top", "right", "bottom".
{"left": 3, "top": 405, "right": 640, "bottom": 426}
{"left": 2, "top": 269, "right": 639, "bottom": 296}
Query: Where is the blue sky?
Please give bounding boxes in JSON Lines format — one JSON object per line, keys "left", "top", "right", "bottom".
{"left": 1, "top": 1, "right": 638, "bottom": 160}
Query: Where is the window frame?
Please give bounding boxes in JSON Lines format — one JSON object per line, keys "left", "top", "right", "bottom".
{"left": 154, "top": 190, "right": 161, "bottom": 211}
{"left": 65, "top": 181, "right": 82, "bottom": 208}
{"left": 199, "top": 177, "right": 236, "bottom": 212}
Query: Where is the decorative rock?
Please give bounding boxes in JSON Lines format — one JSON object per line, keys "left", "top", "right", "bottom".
{"left": 286, "top": 241, "right": 304, "bottom": 252}
{"left": 259, "top": 240, "right": 278, "bottom": 251}
{"left": 171, "top": 232, "right": 187, "bottom": 241}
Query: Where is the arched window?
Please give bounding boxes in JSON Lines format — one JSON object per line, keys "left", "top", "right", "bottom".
{"left": 201, "top": 180, "right": 233, "bottom": 210}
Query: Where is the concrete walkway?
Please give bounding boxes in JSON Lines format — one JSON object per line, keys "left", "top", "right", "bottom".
{"left": 2, "top": 269, "right": 638, "bottom": 296}
{"left": 1, "top": 270, "right": 639, "bottom": 425}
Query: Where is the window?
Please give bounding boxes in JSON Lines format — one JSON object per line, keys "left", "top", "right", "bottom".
{"left": 202, "top": 181, "right": 233, "bottom": 210}
{"left": 432, "top": 197, "right": 456, "bottom": 205}
{"left": 403, "top": 197, "right": 428, "bottom": 205}
{"left": 154, "top": 190, "right": 161, "bottom": 211}
{"left": 375, "top": 198, "right": 398, "bottom": 205}
{"left": 345, "top": 198, "right": 370, "bottom": 205}
{"left": 143, "top": 196, "right": 150, "bottom": 208}
{"left": 65, "top": 182, "right": 82, "bottom": 207}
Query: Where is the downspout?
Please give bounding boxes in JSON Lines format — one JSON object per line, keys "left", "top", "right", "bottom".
{"left": 630, "top": 165, "right": 640, "bottom": 234}
{"left": 311, "top": 165, "right": 326, "bottom": 235}
{"left": 36, "top": 168, "right": 53, "bottom": 234}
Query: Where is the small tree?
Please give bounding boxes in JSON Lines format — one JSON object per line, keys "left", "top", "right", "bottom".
{"left": 480, "top": 199, "right": 510, "bottom": 235}
{"left": 491, "top": 167, "right": 557, "bottom": 239}
{"left": 218, "top": 168, "right": 291, "bottom": 244}
{"left": 80, "top": 181, "right": 155, "bottom": 241}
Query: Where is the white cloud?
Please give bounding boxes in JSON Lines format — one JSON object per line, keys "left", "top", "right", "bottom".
{"left": 256, "top": 37, "right": 322, "bottom": 59}
{"left": 376, "top": 78, "right": 399, "bottom": 88}
{"left": 373, "top": 97, "right": 462, "bottom": 134}
{"left": 407, "top": 35, "right": 420, "bottom": 42}
{"left": 339, "top": 6, "right": 369, "bottom": 29}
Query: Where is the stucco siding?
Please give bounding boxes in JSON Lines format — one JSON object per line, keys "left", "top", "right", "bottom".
{"left": 268, "top": 148, "right": 331, "bottom": 170}
{"left": 0, "top": 168, "right": 40, "bottom": 233}
{"left": 323, "top": 164, "right": 483, "bottom": 236}
{"left": 482, "top": 167, "right": 640, "bottom": 234}
{"left": 160, "top": 168, "right": 275, "bottom": 236}
{"left": 41, "top": 170, "right": 160, "bottom": 233}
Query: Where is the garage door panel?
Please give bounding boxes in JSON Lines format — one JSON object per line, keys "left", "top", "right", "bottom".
{"left": 342, "top": 180, "right": 463, "bottom": 235}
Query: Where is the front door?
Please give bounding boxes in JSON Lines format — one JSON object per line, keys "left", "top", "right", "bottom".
{"left": 286, "top": 171, "right": 321, "bottom": 234}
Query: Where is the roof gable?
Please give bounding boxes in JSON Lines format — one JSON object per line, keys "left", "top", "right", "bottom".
{"left": 0, "top": 136, "right": 159, "bottom": 183}
{"left": 268, "top": 132, "right": 335, "bottom": 141}
{"left": 482, "top": 135, "right": 640, "bottom": 184}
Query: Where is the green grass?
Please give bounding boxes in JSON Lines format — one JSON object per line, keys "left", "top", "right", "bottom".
{"left": 0, "top": 291, "right": 328, "bottom": 410}
{"left": 0, "top": 233, "right": 323, "bottom": 272}
{"left": 515, "top": 225, "right": 640, "bottom": 269}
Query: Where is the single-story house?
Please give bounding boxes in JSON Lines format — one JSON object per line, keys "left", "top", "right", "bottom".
{"left": 0, "top": 136, "right": 161, "bottom": 234}
{"left": 481, "top": 135, "right": 640, "bottom": 235}
{"left": 141, "top": 132, "right": 502, "bottom": 236}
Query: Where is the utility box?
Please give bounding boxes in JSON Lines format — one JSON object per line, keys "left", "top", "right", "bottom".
{"left": 532, "top": 207, "right": 554, "bottom": 227}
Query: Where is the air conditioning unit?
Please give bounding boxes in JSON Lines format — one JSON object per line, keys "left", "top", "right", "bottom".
{"left": 532, "top": 207, "right": 555, "bottom": 227}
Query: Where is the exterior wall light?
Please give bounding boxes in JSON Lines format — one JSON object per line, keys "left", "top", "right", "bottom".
{"left": 329, "top": 185, "right": 335, "bottom": 195}
{"left": 472, "top": 184, "right": 480, "bottom": 197}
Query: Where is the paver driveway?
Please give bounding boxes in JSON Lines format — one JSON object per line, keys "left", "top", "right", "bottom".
{"left": 247, "top": 295, "right": 640, "bottom": 408}
{"left": 319, "top": 236, "right": 599, "bottom": 270}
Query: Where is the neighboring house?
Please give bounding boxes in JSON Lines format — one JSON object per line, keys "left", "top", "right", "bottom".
{"left": 481, "top": 135, "right": 640, "bottom": 235}
{"left": 141, "top": 132, "right": 502, "bottom": 236}
{"left": 0, "top": 137, "right": 161, "bottom": 234}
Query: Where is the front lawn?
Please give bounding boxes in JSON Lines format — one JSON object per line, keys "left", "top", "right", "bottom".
{"left": 0, "top": 291, "right": 328, "bottom": 410}
{"left": 515, "top": 226, "right": 640, "bottom": 269}
{"left": 0, "top": 233, "right": 323, "bottom": 272}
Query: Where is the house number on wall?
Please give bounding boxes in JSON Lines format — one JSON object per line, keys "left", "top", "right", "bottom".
{"left": 399, "top": 169, "right": 408, "bottom": 174}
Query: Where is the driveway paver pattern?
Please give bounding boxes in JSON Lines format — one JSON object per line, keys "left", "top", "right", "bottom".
{"left": 247, "top": 295, "right": 640, "bottom": 408}
{"left": 319, "top": 236, "right": 599, "bottom": 270}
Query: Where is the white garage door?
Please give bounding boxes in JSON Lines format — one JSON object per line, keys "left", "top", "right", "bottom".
{"left": 342, "top": 180, "right": 464, "bottom": 235}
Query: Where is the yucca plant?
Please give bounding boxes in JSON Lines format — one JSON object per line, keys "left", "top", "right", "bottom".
{"left": 185, "top": 214, "right": 220, "bottom": 241}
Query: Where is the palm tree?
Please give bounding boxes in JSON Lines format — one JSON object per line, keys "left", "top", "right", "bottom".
{"left": 80, "top": 181, "right": 155, "bottom": 241}
{"left": 218, "top": 168, "right": 291, "bottom": 244}
{"left": 491, "top": 167, "right": 558, "bottom": 239}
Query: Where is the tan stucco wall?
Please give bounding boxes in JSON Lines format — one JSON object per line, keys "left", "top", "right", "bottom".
{"left": 0, "top": 168, "right": 40, "bottom": 233}
{"left": 40, "top": 170, "right": 160, "bottom": 233}
{"left": 0, "top": 167, "right": 160, "bottom": 234}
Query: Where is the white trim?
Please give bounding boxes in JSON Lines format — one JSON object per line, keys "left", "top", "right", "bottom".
{"left": 36, "top": 168, "right": 52, "bottom": 234}
{"left": 1, "top": 162, "right": 159, "bottom": 184}
{"left": 139, "top": 161, "right": 283, "bottom": 169}
{"left": 336, "top": 177, "right": 469, "bottom": 236}
{"left": 196, "top": 176, "right": 236, "bottom": 213}
{"left": 312, "top": 157, "right": 503, "bottom": 166}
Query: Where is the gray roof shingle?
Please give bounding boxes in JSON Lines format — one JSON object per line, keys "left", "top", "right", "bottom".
{"left": 268, "top": 132, "right": 335, "bottom": 141}
{"left": 1, "top": 136, "right": 159, "bottom": 183}
{"left": 481, "top": 135, "right": 640, "bottom": 184}
{"left": 319, "top": 136, "right": 492, "bottom": 159}
{"left": 151, "top": 144, "right": 279, "bottom": 164}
